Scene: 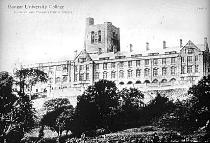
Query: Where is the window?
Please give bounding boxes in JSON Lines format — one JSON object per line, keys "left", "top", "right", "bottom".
{"left": 91, "top": 31, "right": 94, "bottom": 43}
{"left": 74, "top": 74, "right": 78, "bottom": 81}
{"left": 86, "top": 65, "right": 89, "bottom": 71}
{"left": 187, "top": 56, "right": 192, "bottom": 62}
{"left": 98, "top": 30, "right": 101, "bottom": 43}
{"left": 181, "top": 66, "right": 185, "bottom": 74}
{"left": 171, "top": 57, "right": 176, "bottom": 64}
{"left": 63, "top": 76, "right": 67, "bottom": 82}
{"left": 103, "top": 63, "right": 107, "bottom": 70}
{"left": 195, "top": 55, "right": 198, "bottom": 62}
{"left": 75, "top": 66, "right": 78, "bottom": 72}
{"left": 119, "top": 70, "right": 124, "bottom": 78}
{"left": 128, "top": 61, "right": 132, "bottom": 67}
{"left": 181, "top": 57, "right": 185, "bottom": 63}
{"left": 136, "top": 60, "right": 140, "bottom": 66}
{"left": 79, "top": 73, "right": 85, "bottom": 81}
{"left": 56, "top": 65, "right": 62, "bottom": 71}
{"left": 80, "top": 65, "right": 84, "bottom": 71}
{"left": 95, "top": 72, "right": 99, "bottom": 80}
{"left": 111, "top": 63, "right": 115, "bottom": 68}
{"left": 144, "top": 68, "right": 150, "bottom": 76}
{"left": 162, "top": 67, "right": 167, "bottom": 76}
{"left": 103, "top": 72, "right": 108, "bottom": 79}
{"left": 153, "top": 68, "right": 158, "bottom": 77}
{"left": 162, "top": 58, "right": 166, "bottom": 64}
{"left": 188, "top": 49, "right": 194, "bottom": 54}
{"left": 153, "top": 59, "right": 158, "bottom": 65}
{"left": 195, "top": 65, "right": 199, "bottom": 73}
{"left": 119, "top": 62, "right": 124, "bottom": 68}
{"left": 187, "top": 65, "right": 193, "bottom": 73}
{"left": 145, "top": 59, "right": 149, "bottom": 65}
{"left": 86, "top": 73, "right": 89, "bottom": 81}
{"left": 111, "top": 71, "right": 116, "bottom": 79}
{"left": 56, "top": 77, "right": 61, "bottom": 83}
{"left": 136, "top": 69, "right": 141, "bottom": 77}
{"left": 128, "top": 70, "right": 133, "bottom": 78}
{"left": 48, "top": 78, "right": 53, "bottom": 83}
{"left": 171, "top": 66, "right": 176, "bottom": 75}
{"left": 95, "top": 63, "right": 99, "bottom": 70}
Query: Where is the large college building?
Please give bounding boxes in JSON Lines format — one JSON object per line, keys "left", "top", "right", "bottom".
{"left": 22, "top": 17, "right": 210, "bottom": 94}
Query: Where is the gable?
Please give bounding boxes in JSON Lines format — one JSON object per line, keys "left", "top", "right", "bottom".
{"left": 180, "top": 40, "right": 202, "bottom": 54}
{"left": 74, "top": 50, "right": 93, "bottom": 63}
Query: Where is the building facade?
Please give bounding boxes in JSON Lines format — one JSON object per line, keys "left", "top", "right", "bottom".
{"left": 22, "top": 18, "right": 210, "bottom": 94}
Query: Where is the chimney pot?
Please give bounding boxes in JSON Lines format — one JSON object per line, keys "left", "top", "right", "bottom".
{"left": 163, "top": 41, "right": 166, "bottom": 49}
{"left": 180, "top": 39, "right": 183, "bottom": 48}
{"left": 146, "top": 42, "right": 149, "bottom": 51}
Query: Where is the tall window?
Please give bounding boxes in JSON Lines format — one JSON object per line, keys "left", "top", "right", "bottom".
{"left": 195, "top": 65, "right": 199, "bottom": 73}
{"left": 162, "top": 67, "right": 167, "bottom": 76}
{"left": 136, "top": 69, "right": 141, "bottom": 77}
{"left": 103, "top": 63, "right": 107, "bottom": 70}
{"left": 75, "top": 66, "right": 78, "bottom": 72}
{"left": 162, "top": 58, "right": 166, "bottom": 64}
{"left": 63, "top": 76, "right": 67, "bottom": 82}
{"left": 111, "top": 63, "right": 115, "bottom": 68}
{"left": 111, "top": 71, "right": 116, "bottom": 79}
{"left": 74, "top": 74, "right": 78, "bottom": 81}
{"left": 91, "top": 31, "right": 95, "bottom": 43}
{"left": 187, "top": 56, "right": 192, "bottom": 62}
{"left": 86, "top": 65, "right": 89, "bottom": 71}
{"left": 79, "top": 65, "right": 84, "bottom": 71}
{"left": 181, "top": 57, "right": 185, "bottom": 63}
{"left": 128, "top": 61, "right": 132, "bottom": 67}
{"left": 171, "top": 66, "right": 176, "bottom": 75}
{"left": 187, "top": 65, "right": 193, "bottom": 73}
{"left": 181, "top": 66, "right": 185, "bottom": 74}
{"left": 95, "top": 72, "right": 99, "bottom": 80}
{"left": 98, "top": 30, "right": 101, "bottom": 43}
{"left": 119, "top": 62, "right": 124, "bottom": 68}
{"left": 153, "top": 68, "right": 158, "bottom": 77}
{"left": 153, "top": 59, "right": 158, "bottom": 65}
{"left": 79, "top": 73, "right": 84, "bottom": 81}
{"left": 119, "top": 70, "right": 124, "bottom": 78}
{"left": 145, "top": 59, "right": 149, "bottom": 66}
{"left": 86, "top": 73, "right": 89, "bottom": 81}
{"left": 95, "top": 63, "right": 99, "bottom": 70}
{"left": 128, "top": 70, "right": 133, "bottom": 78}
{"left": 195, "top": 55, "right": 198, "bottom": 62}
{"left": 136, "top": 60, "right": 140, "bottom": 66}
{"left": 144, "top": 68, "right": 150, "bottom": 76}
{"left": 103, "top": 71, "right": 107, "bottom": 79}
{"left": 171, "top": 57, "right": 176, "bottom": 64}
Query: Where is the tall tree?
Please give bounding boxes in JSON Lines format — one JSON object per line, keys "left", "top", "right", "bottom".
{"left": 74, "top": 80, "right": 119, "bottom": 134}
{"left": 0, "top": 71, "right": 36, "bottom": 143}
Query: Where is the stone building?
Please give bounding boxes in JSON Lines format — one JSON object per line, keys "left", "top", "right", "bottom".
{"left": 22, "top": 18, "right": 210, "bottom": 94}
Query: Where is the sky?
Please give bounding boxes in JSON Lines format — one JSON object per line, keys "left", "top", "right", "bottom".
{"left": 0, "top": 0, "right": 209, "bottom": 72}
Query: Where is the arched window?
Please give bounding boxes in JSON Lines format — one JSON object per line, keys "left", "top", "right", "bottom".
{"left": 153, "top": 68, "right": 158, "bottom": 76}
{"left": 136, "top": 80, "right": 141, "bottom": 84}
{"left": 94, "top": 72, "right": 99, "bottom": 80}
{"left": 152, "top": 79, "right": 158, "bottom": 83}
{"left": 128, "top": 70, "right": 133, "bottom": 78}
{"left": 98, "top": 30, "right": 101, "bottom": 43}
{"left": 136, "top": 69, "right": 141, "bottom": 77}
{"left": 144, "top": 68, "right": 150, "bottom": 76}
{"left": 144, "top": 80, "right": 150, "bottom": 84}
{"left": 162, "top": 67, "right": 167, "bottom": 76}
{"left": 161, "top": 79, "right": 167, "bottom": 83}
{"left": 171, "top": 66, "right": 176, "bottom": 75}
{"left": 103, "top": 71, "right": 108, "bottom": 79}
{"left": 91, "top": 31, "right": 94, "bottom": 43}
{"left": 111, "top": 71, "right": 116, "bottom": 79}
{"left": 127, "top": 81, "right": 133, "bottom": 84}
{"left": 170, "top": 78, "right": 176, "bottom": 83}
{"left": 119, "top": 70, "right": 124, "bottom": 78}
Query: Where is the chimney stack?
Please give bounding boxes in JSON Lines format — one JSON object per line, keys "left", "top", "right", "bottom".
{"left": 129, "top": 44, "right": 133, "bottom": 52}
{"left": 204, "top": 37, "right": 209, "bottom": 52}
{"left": 86, "top": 17, "right": 94, "bottom": 27}
{"left": 180, "top": 39, "right": 183, "bottom": 48}
{"left": 146, "top": 42, "right": 149, "bottom": 51}
{"left": 163, "top": 41, "right": 166, "bottom": 49}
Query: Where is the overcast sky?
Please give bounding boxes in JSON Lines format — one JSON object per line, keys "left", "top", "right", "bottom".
{"left": 0, "top": 0, "right": 209, "bottom": 72}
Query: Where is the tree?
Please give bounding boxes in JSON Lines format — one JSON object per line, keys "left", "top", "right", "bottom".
{"left": 188, "top": 75, "right": 210, "bottom": 135}
{"left": 0, "top": 71, "right": 36, "bottom": 143}
{"left": 14, "top": 68, "right": 48, "bottom": 99}
{"left": 74, "top": 80, "right": 119, "bottom": 134}
{"left": 41, "top": 98, "right": 74, "bottom": 141}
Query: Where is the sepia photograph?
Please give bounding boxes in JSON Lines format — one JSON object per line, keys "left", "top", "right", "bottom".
{"left": 0, "top": 0, "right": 210, "bottom": 142}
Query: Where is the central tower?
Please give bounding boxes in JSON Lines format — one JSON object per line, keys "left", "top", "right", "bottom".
{"left": 84, "top": 17, "right": 120, "bottom": 54}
